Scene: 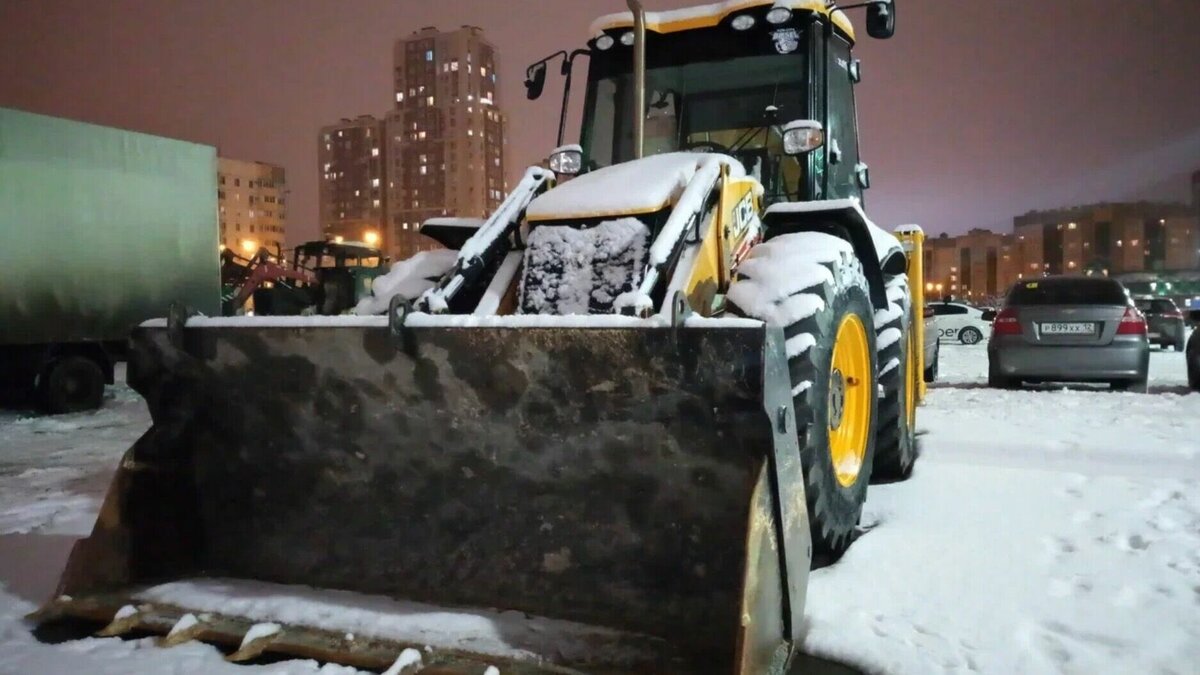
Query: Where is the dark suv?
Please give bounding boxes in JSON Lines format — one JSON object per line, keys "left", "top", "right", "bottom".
{"left": 1134, "top": 297, "right": 1185, "bottom": 351}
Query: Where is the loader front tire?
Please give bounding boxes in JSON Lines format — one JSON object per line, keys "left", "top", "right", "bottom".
{"left": 729, "top": 233, "right": 879, "bottom": 556}
{"left": 874, "top": 276, "right": 918, "bottom": 481}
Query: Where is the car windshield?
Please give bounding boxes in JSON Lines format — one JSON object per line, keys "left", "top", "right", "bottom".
{"left": 1006, "top": 278, "right": 1129, "bottom": 306}
{"left": 581, "top": 43, "right": 808, "bottom": 196}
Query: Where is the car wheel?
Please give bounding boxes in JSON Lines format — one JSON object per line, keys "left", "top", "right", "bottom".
{"left": 960, "top": 327, "right": 983, "bottom": 345}
{"left": 1111, "top": 378, "right": 1148, "bottom": 394}
{"left": 40, "top": 356, "right": 106, "bottom": 414}
{"left": 987, "top": 359, "right": 1019, "bottom": 389}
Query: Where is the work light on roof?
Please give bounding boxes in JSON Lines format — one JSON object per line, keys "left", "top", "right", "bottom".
{"left": 620, "top": 30, "right": 635, "bottom": 46}
{"left": 731, "top": 14, "right": 756, "bottom": 30}
{"left": 766, "top": 6, "right": 793, "bottom": 24}
{"left": 595, "top": 34, "right": 615, "bottom": 50}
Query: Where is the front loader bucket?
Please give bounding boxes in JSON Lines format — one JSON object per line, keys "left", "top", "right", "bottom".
{"left": 36, "top": 315, "right": 811, "bottom": 675}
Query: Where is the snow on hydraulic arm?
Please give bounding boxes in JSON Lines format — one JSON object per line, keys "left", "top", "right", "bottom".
{"left": 35, "top": 2, "right": 917, "bottom": 674}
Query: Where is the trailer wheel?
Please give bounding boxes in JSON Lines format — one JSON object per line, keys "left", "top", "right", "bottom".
{"left": 41, "top": 356, "right": 105, "bottom": 414}
{"left": 728, "top": 233, "right": 879, "bottom": 556}
{"left": 874, "top": 276, "right": 918, "bottom": 481}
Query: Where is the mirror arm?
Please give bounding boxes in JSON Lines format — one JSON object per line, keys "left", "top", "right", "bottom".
{"left": 557, "top": 49, "right": 591, "bottom": 147}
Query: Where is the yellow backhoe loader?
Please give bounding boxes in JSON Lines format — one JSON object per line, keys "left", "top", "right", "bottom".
{"left": 34, "top": 2, "right": 924, "bottom": 673}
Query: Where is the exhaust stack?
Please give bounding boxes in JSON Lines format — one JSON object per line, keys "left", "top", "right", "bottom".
{"left": 627, "top": 0, "right": 646, "bottom": 159}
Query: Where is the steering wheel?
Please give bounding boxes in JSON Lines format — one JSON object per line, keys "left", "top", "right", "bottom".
{"left": 682, "top": 140, "right": 732, "bottom": 155}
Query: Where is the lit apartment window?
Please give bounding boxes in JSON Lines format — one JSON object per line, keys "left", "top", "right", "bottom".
{"left": 1067, "top": 261, "right": 1076, "bottom": 269}
{"left": 1030, "top": 263, "right": 1039, "bottom": 270}
{"left": 1117, "top": 240, "right": 1123, "bottom": 247}
{"left": 451, "top": 60, "right": 459, "bottom": 72}
{"left": 418, "top": 131, "right": 426, "bottom": 140}
{"left": 371, "top": 178, "right": 380, "bottom": 187}
{"left": 371, "top": 147, "right": 380, "bottom": 157}
{"left": 1068, "top": 222, "right": 1077, "bottom": 229}
{"left": 468, "top": 129, "right": 474, "bottom": 136}
{"left": 396, "top": 92, "right": 404, "bottom": 102}
{"left": 480, "top": 66, "right": 488, "bottom": 77}
{"left": 420, "top": 166, "right": 427, "bottom": 175}
{"left": 373, "top": 199, "right": 381, "bottom": 208}
{"left": 425, "top": 49, "right": 433, "bottom": 61}
{"left": 427, "top": 96, "right": 435, "bottom": 106}
{"left": 355, "top": 190, "right": 360, "bottom": 197}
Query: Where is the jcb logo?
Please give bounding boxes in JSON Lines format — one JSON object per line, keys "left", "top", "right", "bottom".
{"left": 729, "top": 191, "right": 757, "bottom": 241}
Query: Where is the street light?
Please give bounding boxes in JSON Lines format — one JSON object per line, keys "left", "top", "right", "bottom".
{"left": 241, "top": 239, "right": 257, "bottom": 254}
{"left": 364, "top": 230, "right": 380, "bottom": 247}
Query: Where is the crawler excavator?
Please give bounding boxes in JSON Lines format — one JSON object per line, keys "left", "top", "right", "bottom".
{"left": 35, "top": 2, "right": 926, "bottom": 673}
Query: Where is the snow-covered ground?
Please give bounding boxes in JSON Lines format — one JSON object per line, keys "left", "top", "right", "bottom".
{"left": 1, "top": 347, "right": 1198, "bottom": 674}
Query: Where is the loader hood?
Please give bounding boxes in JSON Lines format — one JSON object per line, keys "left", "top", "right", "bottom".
{"left": 526, "top": 152, "right": 744, "bottom": 222}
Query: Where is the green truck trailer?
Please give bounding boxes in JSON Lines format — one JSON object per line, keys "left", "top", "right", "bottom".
{"left": 0, "top": 107, "right": 219, "bottom": 413}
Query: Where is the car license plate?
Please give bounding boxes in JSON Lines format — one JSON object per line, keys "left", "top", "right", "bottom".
{"left": 1041, "top": 322, "right": 1095, "bottom": 335}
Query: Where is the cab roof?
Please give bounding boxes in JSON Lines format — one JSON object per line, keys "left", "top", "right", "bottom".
{"left": 590, "top": 0, "right": 855, "bottom": 43}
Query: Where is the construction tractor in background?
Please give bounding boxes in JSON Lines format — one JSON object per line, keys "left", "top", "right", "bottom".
{"left": 219, "top": 239, "right": 388, "bottom": 316}
{"left": 37, "top": 2, "right": 923, "bottom": 674}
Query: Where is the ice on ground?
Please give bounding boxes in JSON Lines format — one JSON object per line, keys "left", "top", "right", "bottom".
{"left": 353, "top": 249, "right": 459, "bottom": 315}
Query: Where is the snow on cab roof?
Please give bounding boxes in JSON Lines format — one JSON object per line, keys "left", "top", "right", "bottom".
{"left": 590, "top": 0, "right": 855, "bottom": 43}
{"left": 525, "top": 152, "right": 744, "bottom": 222}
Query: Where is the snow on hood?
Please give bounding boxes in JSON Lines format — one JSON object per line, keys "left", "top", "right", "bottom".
{"left": 525, "top": 152, "right": 743, "bottom": 222}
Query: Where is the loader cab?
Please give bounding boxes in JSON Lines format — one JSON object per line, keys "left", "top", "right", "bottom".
{"left": 577, "top": 1, "right": 867, "bottom": 207}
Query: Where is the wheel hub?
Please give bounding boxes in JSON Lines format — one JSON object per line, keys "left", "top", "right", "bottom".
{"left": 829, "top": 368, "right": 846, "bottom": 429}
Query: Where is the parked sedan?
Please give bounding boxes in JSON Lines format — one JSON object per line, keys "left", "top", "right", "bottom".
{"left": 1133, "top": 296, "right": 1186, "bottom": 351}
{"left": 928, "top": 301, "right": 993, "bottom": 345}
{"left": 988, "top": 277, "right": 1150, "bottom": 392}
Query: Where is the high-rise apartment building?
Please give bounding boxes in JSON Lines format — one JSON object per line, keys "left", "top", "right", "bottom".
{"left": 218, "top": 158, "right": 287, "bottom": 255}
{"left": 318, "top": 116, "right": 387, "bottom": 249}
{"left": 386, "top": 26, "right": 507, "bottom": 259}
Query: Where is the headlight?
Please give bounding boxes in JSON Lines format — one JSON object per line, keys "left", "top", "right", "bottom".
{"left": 594, "top": 34, "right": 615, "bottom": 51}
{"left": 731, "top": 14, "right": 756, "bottom": 31}
{"left": 766, "top": 7, "right": 793, "bottom": 25}
{"left": 620, "top": 31, "right": 635, "bottom": 46}
{"left": 549, "top": 146, "right": 583, "bottom": 175}
{"left": 782, "top": 120, "right": 824, "bottom": 156}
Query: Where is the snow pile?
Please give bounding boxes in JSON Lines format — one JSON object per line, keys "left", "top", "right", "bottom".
{"left": 239, "top": 622, "right": 281, "bottom": 648}
{"left": 519, "top": 218, "right": 649, "bottom": 315}
{"left": 525, "top": 152, "right": 741, "bottom": 222}
{"left": 354, "top": 250, "right": 458, "bottom": 315}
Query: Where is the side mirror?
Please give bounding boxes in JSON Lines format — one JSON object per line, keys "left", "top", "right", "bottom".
{"left": 866, "top": 0, "right": 896, "bottom": 40}
{"left": 525, "top": 62, "right": 548, "bottom": 100}
{"left": 782, "top": 119, "right": 824, "bottom": 156}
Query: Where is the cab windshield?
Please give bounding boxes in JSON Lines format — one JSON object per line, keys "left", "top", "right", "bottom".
{"left": 581, "top": 38, "right": 809, "bottom": 200}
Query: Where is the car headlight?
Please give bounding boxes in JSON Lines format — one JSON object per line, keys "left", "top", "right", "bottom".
{"left": 549, "top": 145, "right": 583, "bottom": 175}
{"left": 782, "top": 120, "right": 824, "bottom": 155}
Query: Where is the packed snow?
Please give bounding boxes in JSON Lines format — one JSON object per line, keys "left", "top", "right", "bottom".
{"left": 1, "top": 342, "right": 1198, "bottom": 674}
{"left": 520, "top": 217, "right": 649, "bottom": 315}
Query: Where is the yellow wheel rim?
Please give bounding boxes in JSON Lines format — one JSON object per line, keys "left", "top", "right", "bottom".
{"left": 905, "top": 328, "right": 918, "bottom": 431}
{"left": 828, "top": 313, "right": 872, "bottom": 487}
